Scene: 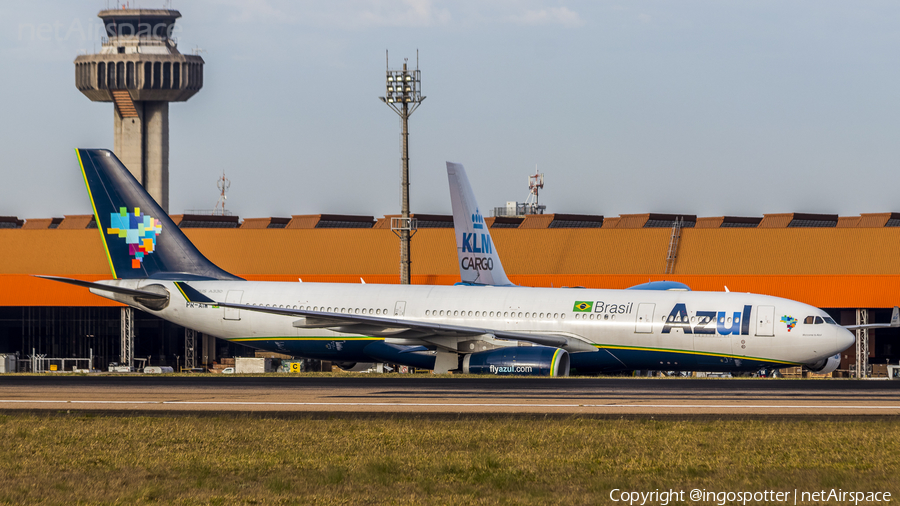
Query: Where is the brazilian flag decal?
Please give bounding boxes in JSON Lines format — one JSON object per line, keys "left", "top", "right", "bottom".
{"left": 573, "top": 301, "right": 593, "bottom": 312}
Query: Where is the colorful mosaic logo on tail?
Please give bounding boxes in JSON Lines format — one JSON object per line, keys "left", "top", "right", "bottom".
{"left": 106, "top": 207, "right": 162, "bottom": 268}
{"left": 780, "top": 315, "right": 797, "bottom": 332}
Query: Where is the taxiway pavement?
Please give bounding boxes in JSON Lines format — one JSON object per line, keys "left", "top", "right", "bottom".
{"left": 1, "top": 376, "right": 898, "bottom": 416}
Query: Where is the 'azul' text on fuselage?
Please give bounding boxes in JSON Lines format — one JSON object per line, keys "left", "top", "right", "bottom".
{"left": 662, "top": 304, "right": 752, "bottom": 335}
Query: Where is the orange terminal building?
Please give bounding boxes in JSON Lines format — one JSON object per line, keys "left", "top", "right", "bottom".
{"left": 1, "top": 211, "right": 899, "bottom": 373}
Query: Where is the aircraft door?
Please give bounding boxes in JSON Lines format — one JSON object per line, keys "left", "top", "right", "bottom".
{"left": 223, "top": 290, "right": 243, "bottom": 320}
{"left": 756, "top": 305, "right": 775, "bottom": 336}
{"left": 635, "top": 303, "right": 655, "bottom": 333}
{"left": 394, "top": 301, "right": 406, "bottom": 316}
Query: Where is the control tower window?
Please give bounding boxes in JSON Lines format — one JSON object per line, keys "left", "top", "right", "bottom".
{"left": 162, "top": 63, "right": 171, "bottom": 89}
{"left": 97, "top": 62, "right": 105, "bottom": 89}
{"left": 152, "top": 62, "right": 161, "bottom": 89}
{"left": 117, "top": 47, "right": 125, "bottom": 54}
{"left": 126, "top": 62, "right": 134, "bottom": 88}
{"left": 116, "top": 62, "right": 124, "bottom": 89}
{"left": 143, "top": 62, "right": 151, "bottom": 89}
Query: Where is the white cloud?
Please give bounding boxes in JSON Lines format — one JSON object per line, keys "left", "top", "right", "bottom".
{"left": 337, "top": 0, "right": 453, "bottom": 28}
{"left": 202, "top": 0, "right": 587, "bottom": 29}
{"left": 204, "top": 0, "right": 450, "bottom": 28}
{"left": 208, "top": 0, "right": 297, "bottom": 24}
{"left": 508, "top": 6, "right": 584, "bottom": 27}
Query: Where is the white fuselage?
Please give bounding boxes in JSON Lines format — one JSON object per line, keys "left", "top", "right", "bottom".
{"left": 93, "top": 279, "right": 856, "bottom": 372}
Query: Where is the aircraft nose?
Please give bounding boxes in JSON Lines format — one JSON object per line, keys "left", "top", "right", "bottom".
{"left": 836, "top": 326, "right": 856, "bottom": 352}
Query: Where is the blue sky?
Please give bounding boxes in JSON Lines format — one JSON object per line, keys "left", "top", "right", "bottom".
{"left": 2, "top": 1, "right": 899, "bottom": 220}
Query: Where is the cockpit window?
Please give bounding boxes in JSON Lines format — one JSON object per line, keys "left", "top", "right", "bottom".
{"left": 804, "top": 316, "right": 815, "bottom": 324}
{"left": 814, "top": 316, "right": 824, "bottom": 324}
{"left": 823, "top": 316, "right": 837, "bottom": 325}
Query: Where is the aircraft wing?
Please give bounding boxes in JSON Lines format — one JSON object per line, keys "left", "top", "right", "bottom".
{"left": 217, "top": 302, "right": 572, "bottom": 349}
{"left": 843, "top": 306, "right": 900, "bottom": 330}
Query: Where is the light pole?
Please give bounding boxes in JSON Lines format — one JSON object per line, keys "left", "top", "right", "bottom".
{"left": 380, "top": 52, "right": 425, "bottom": 284}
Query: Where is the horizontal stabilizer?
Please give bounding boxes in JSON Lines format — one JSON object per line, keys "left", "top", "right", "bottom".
{"left": 36, "top": 275, "right": 168, "bottom": 299}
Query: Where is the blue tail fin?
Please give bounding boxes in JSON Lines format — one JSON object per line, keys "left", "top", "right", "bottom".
{"left": 77, "top": 148, "right": 242, "bottom": 281}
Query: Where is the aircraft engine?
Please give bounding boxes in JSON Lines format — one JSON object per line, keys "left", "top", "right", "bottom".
{"left": 805, "top": 354, "right": 841, "bottom": 375}
{"left": 462, "top": 346, "right": 569, "bottom": 377}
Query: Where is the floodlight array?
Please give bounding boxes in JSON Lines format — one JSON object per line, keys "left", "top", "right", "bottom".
{"left": 383, "top": 70, "right": 422, "bottom": 104}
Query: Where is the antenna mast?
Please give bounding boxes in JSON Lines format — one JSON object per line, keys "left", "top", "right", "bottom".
{"left": 214, "top": 171, "right": 230, "bottom": 216}
{"left": 524, "top": 167, "right": 545, "bottom": 215}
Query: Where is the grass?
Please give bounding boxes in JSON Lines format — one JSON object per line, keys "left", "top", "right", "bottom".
{"left": 0, "top": 413, "right": 898, "bottom": 504}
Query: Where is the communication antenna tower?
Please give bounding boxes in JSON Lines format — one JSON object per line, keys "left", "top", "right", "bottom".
{"left": 214, "top": 172, "right": 230, "bottom": 216}
{"left": 524, "top": 168, "right": 545, "bottom": 215}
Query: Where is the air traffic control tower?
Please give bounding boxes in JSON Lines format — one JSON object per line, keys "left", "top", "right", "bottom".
{"left": 74, "top": 9, "right": 204, "bottom": 212}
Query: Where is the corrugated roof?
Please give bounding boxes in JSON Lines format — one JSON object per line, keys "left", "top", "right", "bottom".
{"left": 601, "top": 217, "right": 621, "bottom": 229}
{"left": 0, "top": 230, "right": 111, "bottom": 275}
{"left": 57, "top": 215, "right": 94, "bottom": 230}
{"left": 240, "top": 218, "right": 272, "bottom": 229}
{"left": 5, "top": 226, "right": 900, "bottom": 307}
{"left": 21, "top": 218, "right": 55, "bottom": 230}
{"left": 837, "top": 216, "right": 861, "bottom": 228}
{"left": 519, "top": 214, "right": 554, "bottom": 229}
{"left": 490, "top": 217, "right": 522, "bottom": 228}
{"left": 615, "top": 214, "right": 650, "bottom": 228}
{"left": 859, "top": 213, "right": 891, "bottom": 228}
{"left": 696, "top": 217, "right": 724, "bottom": 229}
{"left": 286, "top": 215, "right": 320, "bottom": 229}
{"left": 759, "top": 213, "right": 793, "bottom": 228}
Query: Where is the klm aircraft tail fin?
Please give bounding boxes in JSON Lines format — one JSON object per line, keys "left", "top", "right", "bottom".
{"left": 76, "top": 149, "right": 243, "bottom": 281}
{"left": 446, "top": 162, "right": 513, "bottom": 286}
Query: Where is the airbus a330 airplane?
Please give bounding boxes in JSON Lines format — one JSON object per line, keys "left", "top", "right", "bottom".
{"left": 43, "top": 149, "right": 864, "bottom": 376}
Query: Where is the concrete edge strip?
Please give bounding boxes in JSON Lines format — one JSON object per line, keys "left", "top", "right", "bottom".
{"left": 1, "top": 400, "right": 899, "bottom": 409}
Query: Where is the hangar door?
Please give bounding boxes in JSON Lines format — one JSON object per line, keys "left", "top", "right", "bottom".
{"left": 756, "top": 305, "right": 774, "bottom": 336}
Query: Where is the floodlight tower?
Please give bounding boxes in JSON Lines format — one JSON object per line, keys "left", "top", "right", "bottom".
{"left": 380, "top": 51, "right": 425, "bottom": 285}
{"left": 74, "top": 8, "right": 204, "bottom": 212}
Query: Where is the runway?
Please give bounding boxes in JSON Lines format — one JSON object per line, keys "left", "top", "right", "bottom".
{"left": 1, "top": 376, "right": 899, "bottom": 416}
